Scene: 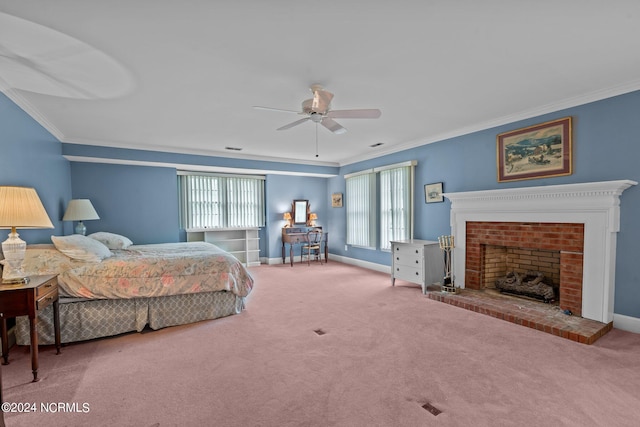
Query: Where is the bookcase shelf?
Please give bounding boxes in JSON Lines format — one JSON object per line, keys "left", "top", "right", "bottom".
{"left": 186, "top": 227, "right": 260, "bottom": 267}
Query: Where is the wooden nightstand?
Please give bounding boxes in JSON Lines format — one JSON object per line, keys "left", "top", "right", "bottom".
{"left": 0, "top": 274, "right": 61, "bottom": 382}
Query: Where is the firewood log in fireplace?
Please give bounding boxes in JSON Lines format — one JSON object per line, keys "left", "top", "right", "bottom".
{"left": 495, "top": 271, "right": 555, "bottom": 302}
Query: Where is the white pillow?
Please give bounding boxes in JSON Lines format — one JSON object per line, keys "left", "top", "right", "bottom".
{"left": 51, "top": 235, "right": 112, "bottom": 262}
{"left": 88, "top": 232, "right": 133, "bottom": 250}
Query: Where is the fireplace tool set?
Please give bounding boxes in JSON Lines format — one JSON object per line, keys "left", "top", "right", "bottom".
{"left": 438, "top": 235, "right": 459, "bottom": 293}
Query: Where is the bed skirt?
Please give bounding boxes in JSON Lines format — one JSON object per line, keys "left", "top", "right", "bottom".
{"left": 15, "top": 291, "right": 243, "bottom": 345}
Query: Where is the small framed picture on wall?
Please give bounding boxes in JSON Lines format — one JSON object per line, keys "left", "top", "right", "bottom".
{"left": 331, "top": 193, "right": 343, "bottom": 207}
{"left": 424, "top": 182, "right": 444, "bottom": 203}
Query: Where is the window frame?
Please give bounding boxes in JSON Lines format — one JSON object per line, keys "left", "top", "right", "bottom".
{"left": 178, "top": 171, "right": 266, "bottom": 230}
{"left": 344, "top": 160, "right": 416, "bottom": 251}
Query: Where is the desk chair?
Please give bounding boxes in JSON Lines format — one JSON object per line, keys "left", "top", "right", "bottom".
{"left": 301, "top": 229, "right": 323, "bottom": 265}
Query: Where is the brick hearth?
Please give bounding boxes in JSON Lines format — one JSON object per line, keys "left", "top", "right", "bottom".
{"left": 426, "top": 286, "right": 613, "bottom": 344}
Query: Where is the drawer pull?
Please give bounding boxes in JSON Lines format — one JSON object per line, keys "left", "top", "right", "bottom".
{"left": 396, "top": 257, "right": 399, "bottom": 261}
{"left": 415, "top": 250, "right": 418, "bottom": 254}
{"left": 396, "top": 268, "right": 399, "bottom": 271}
{"left": 415, "top": 260, "right": 418, "bottom": 264}
{"left": 416, "top": 272, "right": 419, "bottom": 275}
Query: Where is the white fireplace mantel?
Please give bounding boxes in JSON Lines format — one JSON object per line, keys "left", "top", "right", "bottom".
{"left": 443, "top": 180, "right": 637, "bottom": 324}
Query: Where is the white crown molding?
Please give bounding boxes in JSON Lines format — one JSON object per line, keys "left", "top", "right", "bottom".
{"left": 0, "top": 86, "right": 65, "bottom": 141}
{"left": 444, "top": 180, "right": 637, "bottom": 324}
{"left": 63, "top": 155, "right": 337, "bottom": 178}
{"left": 339, "top": 79, "right": 640, "bottom": 167}
{"left": 62, "top": 138, "right": 340, "bottom": 168}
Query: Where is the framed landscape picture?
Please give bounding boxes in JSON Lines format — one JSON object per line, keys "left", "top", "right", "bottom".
{"left": 497, "top": 116, "right": 572, "bottom": 182}
{"left": 424, "top": 182, "right": 444, "bottom": 203}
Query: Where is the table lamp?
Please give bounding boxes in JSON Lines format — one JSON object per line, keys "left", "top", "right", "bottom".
{"left": 283, "top": 212, "right": 292, "bottom": 227}
{"left": 0, "top": 186, "right": 54, "bottom": 284}
{"left": 63, "top": 199, "right": 100, "bottom": 235}
{"left": 308, "top": 212, "right": 318, "bottom": 226}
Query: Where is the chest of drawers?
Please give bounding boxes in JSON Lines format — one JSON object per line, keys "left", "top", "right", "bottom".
{"left": 391, "top": 239, "right": 444, "bottom": 294}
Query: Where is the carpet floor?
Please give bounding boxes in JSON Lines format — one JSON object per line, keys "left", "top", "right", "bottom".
{"left": 2, "top": 262, "right": 640, "bottom": 426}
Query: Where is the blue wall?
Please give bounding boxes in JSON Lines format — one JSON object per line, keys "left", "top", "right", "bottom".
{"left": 265, "top": 174, "right": 328, "bottom": 260}
{"left": 3, "top": 89, "right": 640, "bottom": 319}
{"left": 69, "top": 162, "right": 180, "bottom": 244}
{"left": 0, "top": 93, "right": 72, "bottom": 242}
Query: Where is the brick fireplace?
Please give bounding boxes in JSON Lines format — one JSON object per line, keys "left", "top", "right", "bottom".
{"left": 466, "top": 221, "right": 584, "bottom": 316}
{"left": 443, "top": 180, "right": 636, "bottom": 324}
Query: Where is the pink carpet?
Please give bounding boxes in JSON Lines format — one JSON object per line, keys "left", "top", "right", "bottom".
{"left": 2, "top": 262, "right": 640, "bottom": 426}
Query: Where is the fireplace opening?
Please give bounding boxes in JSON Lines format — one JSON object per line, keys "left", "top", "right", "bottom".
{"left": 482, "top": 244, "right": 560, "bottom": 305}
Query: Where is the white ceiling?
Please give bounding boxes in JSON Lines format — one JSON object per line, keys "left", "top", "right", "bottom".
{"left": 1, "top": 1, "right": 640, "bottom": 167}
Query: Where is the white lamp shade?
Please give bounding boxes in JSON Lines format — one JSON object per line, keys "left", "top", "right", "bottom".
{"left": 0, "top": 186, "right": 54, "bottom": 229}
{"left": 63, "top": 199, "right": 100, "bottom": 221}
{"left": 0, "top": 186, "right": 54, "bottom": 283}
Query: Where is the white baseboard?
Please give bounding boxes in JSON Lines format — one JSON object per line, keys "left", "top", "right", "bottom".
{"left": 264, "top": 254, "right": 390, "bottom": 273}
{"left": 613, "top": 313, "right": 640, "bottom": 334}
{"left": 327, "top": 254, "right": 391, "bottom": 274}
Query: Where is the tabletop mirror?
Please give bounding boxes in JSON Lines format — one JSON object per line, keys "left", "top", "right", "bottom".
{"left": 292, "top": 200, "right": 309, "bottom": 225}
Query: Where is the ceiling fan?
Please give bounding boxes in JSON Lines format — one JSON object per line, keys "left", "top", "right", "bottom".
{"left": 254, "top": 84, "right": 381, "bottom": 134}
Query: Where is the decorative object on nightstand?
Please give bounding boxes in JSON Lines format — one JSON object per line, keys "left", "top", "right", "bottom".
{"left": 0, "top": 186, "right": 54, "bottom": 284}
{"left": 0, "top": 274, "right": 61, "bottom": 382}
{"left": 307, "top": 212, "right": 318, "bottom": 226}
{"left": 63, "top": 199, "right": 99, "bottom": 235}
{"left": 438, "top": 235, "right": 458, "bottom": 293}
{"left": 283, "top": 212, "right": 292, "bottom": 227}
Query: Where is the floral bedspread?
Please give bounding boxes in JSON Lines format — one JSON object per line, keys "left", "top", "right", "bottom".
{"left": 23, "top": 242, "right": 254, "bottom": 300}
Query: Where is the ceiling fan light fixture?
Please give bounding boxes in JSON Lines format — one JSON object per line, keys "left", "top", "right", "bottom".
{"left": 310, "top": 113, "right": 323, "bottom": 123}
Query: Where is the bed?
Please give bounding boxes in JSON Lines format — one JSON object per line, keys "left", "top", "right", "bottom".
{"left": 12, "top": 233, "right": 254, "bottom": 345}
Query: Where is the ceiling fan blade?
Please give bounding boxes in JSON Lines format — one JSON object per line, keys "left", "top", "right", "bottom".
{"left": 311, "top": 88, "right": 334, "bottom": 113}
{"left": 321, "top": 117, "right": 347, "bottom": 134}
{"left": 327, "top": 109, "right": 382, "bottom": 119}
{"left": 277, "top": 117, "right": 310, "bottom": 131}
{"left": 253, "top": 106, "right": 300, "bottom": 114}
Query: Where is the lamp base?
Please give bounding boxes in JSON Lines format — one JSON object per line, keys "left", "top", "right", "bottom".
{"left": 75, "top": 221, "right": 87, "bottom": 235}
{"left": 2, "top": 228, "right": 28, "bottom": 283}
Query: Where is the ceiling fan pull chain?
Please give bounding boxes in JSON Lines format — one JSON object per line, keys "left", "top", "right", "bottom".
{"left": 315, "top": 123, "right": 319, "bottom": 158}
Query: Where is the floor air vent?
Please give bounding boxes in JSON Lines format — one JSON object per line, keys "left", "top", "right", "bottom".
{"left": 421, "top": 402, "right": 442, "bottom": 416}
{"left": 313, "top": 329, "right": 326, "bottom": 336}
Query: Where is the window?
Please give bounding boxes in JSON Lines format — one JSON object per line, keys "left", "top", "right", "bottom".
{"left": 346, "top": 172, "right": 376, "bottom": 248}
{"left": 345, "top": 160, "right": 415, "bottom": 250}
{"left": 379, "top": 165, "right": 412, "bottom": 250}
{"left": 178, "top": 172, "right": 265, "bottom": 229}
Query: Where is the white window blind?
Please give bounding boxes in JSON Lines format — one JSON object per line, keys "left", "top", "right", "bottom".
{"left": 346, "top": 172, "right": 376, "bottom": 248}
{"left": 345, "top": 160, "right": 415, "bottom": 250}
{"left": 379, "top": 166, "right": 412, "bottom": 250}
{"left": 178, "top": 173, "right": 265, "bottom": 229}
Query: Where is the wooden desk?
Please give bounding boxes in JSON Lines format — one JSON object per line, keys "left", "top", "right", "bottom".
{"left": 282, "top": 227, "right": 329, "bottom": 266}
{"left": 0, "top": 275, "right": 61, "bottom": 382}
